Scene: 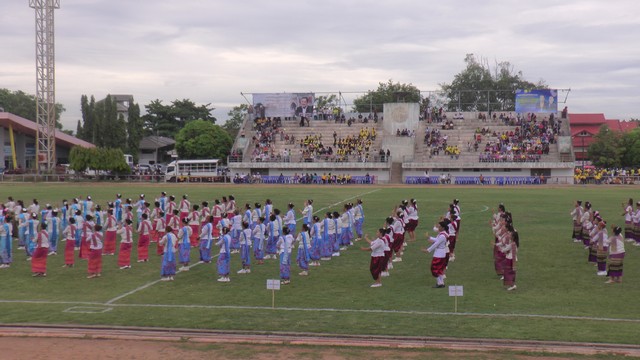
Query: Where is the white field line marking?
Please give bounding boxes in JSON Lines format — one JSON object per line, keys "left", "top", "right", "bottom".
{"left": 2, "top": 299, "right": 640, "bottom": 324}
{"left": 105, "top": 259, "right": 209, "bottom": 305}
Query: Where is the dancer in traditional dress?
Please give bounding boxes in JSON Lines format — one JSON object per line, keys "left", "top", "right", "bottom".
{"left": 606, "top": 226, "right": 625, "bottom": 284}
{"left": 0, "top": 215, "right": 13, "bottom": 268}
{"left": 622, "top": 198, "right": 634, "bottom": 242}
{"left": 353, "top": 199, "right": 364, "bottom": 241}
{"left": 47, "top": 209, "right": 60, "bottom": 255}
{"left": 422, "top": 220, "right": 449, "bottom": 288}
{"left": 199, "top": 215, "right": 213, "bottom": 263}
{"left": 159, "top": 226, "right": 177, "bottom": 281}
{"left": 177, "top": 218, "right": 192, "bottom": 271}
{"left": 301, "top": 200, "right": 313, "bottom": 227}
{"left": 266, "top": 214, "right": 279, "bottom": 260}
{"left": 62, "top": 217, "right": 76, "bottom": 268}
{"left": 188, "top": 204, "right": 200, "bottom": 247}
{"left": 253, "top": 216, "right": 266, "bottom": 265}
{"left": 390, "top": 211, "right": 405, "bottom": 263}
{"left": 211, "top": 199, "right": 224, "bottom": 237}
{"left": 136, "top": 213, "right": 152, "bottom": 263}
{"left": 230, "top": 210, "right": 242, "bottom": 253}
{"left": 296, "top": 223, "right": 311, "bottom": 276}
{"left": 154, "top": 212, "right": 166, "bottom": 256}
{"left": 284, "top": 203, "right": 296, "bottom": 236}
{"left": 277, "top": 227, "right": 293, "bottom": 285}
{"left": 103, "top": 209, "right": 118, "bottom": 256}
{"left": 237, "top": 221, "right": 252, "bottom": 274}
{"left": 216, "top": 227, "right": 231, "bottom": 282}
{"left": 361, "top": 229, "right": 386, "bottom": 287}
{"left": 498, "top": 223, "right": 519, "bottom": 291}
{"left": 309, "top": 216, "right": 322, "bottom": 266}
{"left": 595, "top": 219, "right": 609, "bottom": 276}
{"left": 31, "top": 221, "right": 49, "bottom": 277}
{"left": 405, "top": 199, "right": 419, "bottom": 242}
{"left": 580, "top": 202, "right": 593, "bottom": 248}
{"left": 117, "top": 219, "right": 134, "bottom": 269}
{"left": 179, "top": 195, "right": 190, "bottom": 223}
{"left": 87, "top": 224, "right": 103, "bottom": 279}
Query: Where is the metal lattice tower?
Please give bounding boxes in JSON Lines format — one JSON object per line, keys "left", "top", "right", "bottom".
{"left": 30, "top": 0, "right": 59, "bottom": 173}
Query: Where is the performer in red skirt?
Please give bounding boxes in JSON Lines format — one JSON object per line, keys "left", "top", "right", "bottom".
{"left": 103, "top": 209, "right": 117, "bottom": 255}
{"left": 79, "top": 214, "right": 94, "bottom": 260}
{"left": 361, "top": 228, "right": 386, "bottom": 288}
{"left": 154, "top": 212, "right": 166, "bottom": 255}
{"left": 62, "top": 217, "right": 76, "bottom": 267}
{"left": 87, "top": 224, "right": 103, "bottom": 278}
{"left": 188, "top": 204, "right": 201, "bottom": 247}
{"left": 31, "top": 223, "right": 50, "bottom": 277}
{"left": 211, "top": 199, "right": 223, "bottom": 237}
{"left": 179, "top": 195, "right": 190, "bottom": 223}
{"left": 137, "top": 213, "right": 152, "bottom": 262}
{"left": 422, "top": 220, "right": 449, "bottom": 288}
{"left": 117, "top": 219, "right": 133, "bottom": 269}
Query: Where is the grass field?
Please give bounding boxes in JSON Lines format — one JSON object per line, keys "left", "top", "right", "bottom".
{"left": 0, "top": 183, "right": 639, "bottom": 344}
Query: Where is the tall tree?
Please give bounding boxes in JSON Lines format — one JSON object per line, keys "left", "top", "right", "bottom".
{"left": 352, "top": 80, "right": 421, "bottom": 113}
{"left": 0, "top": 88, "right": 65, "bottom": 128}
{"left": 588, "top": 125, "right": 622, "bottom": 168}
{"left": 619, "top": 128, "right": 640, "bottom": 168}
{"left": 126, "top": 101, "right": 143, "bottom": 162}
{"left": 142, "top": 99, "right": 216, "bottom": 138}
{"left": 175, "top": 119, "right": 232, "bottom": 160}
{"left": 440, "top": 54, "right": 544, "bottom": 111}
{"left": 223, "top": 104, "right": 248, "bottom": 139}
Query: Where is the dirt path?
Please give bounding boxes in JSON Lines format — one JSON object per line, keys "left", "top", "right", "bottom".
{"left": 1, "top": 325, "right": 639, "bottom": 359}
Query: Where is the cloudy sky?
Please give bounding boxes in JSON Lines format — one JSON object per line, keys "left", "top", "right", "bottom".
{"left": 2, "top": 0, "right": 639, "bottom": 131}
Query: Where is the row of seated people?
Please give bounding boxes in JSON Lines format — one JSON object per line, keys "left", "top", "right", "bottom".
{"left": 478, "top": 153, "right": 542, "bottom": 163}
{"left": 233, "top": 172, "right": 375, "bottom": 184}
{"left": 405, "top": 175, "right": 546, "bottom": 185}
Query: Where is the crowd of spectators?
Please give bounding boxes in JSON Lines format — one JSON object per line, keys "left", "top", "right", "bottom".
{"left": 574, "top": 167, "right": 640, "bottom": 184}
{"left": 478, "top": 113, "right": 559, "bottom": 163}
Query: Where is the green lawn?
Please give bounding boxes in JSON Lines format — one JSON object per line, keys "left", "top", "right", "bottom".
{"left": 1, "top": 183, "right": 639, "bottom": 344}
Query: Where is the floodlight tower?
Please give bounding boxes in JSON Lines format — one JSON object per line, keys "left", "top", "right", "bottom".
{"left": 30, "top": 0, "right": 60, "bottom": 173}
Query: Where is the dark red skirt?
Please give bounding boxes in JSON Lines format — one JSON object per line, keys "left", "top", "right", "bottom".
{"left": 88, "top": 248, "right": 103, "bottom": 274}
{"left": 431, "top": 256, "right": 446, "bottom": 277}
{"left": 405, "top": 219, "right": 418, "bottom": 232}
{"left": 64, "top": 240, "right": 75, "bottom": 265}
{"left": 118, "top": 242, "right": 132, "bottom": 267}
{"left": 392, "top": 233, "right": 404, "bottom": 254}
{"left": 494, "top": 244, "right": 505, "bottom": 275}
{"left": 156, "top": 232, "right": 165, "bottom": 255}
{"left": 448, "top": 235, "right": 457, "bottom": 253}
{"left": 370, "top": 256, "right": 385, "bottom": 280}
{"left": 79, "top": 236, "right": 90, "bottom": 259}
{"left": 31, "top": 247, "right": 48, "bottom": 273}
{"left": 104, "top": 231, "right": 117, "bottom": 254}
{"left": 138, "top": 234, "right": 150, "bottom": 261}
{"left": 189, "top": 224, "right": 200, "bottom": 247}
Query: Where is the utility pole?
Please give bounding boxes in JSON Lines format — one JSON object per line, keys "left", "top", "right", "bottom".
{"left": 30, "top": 0, "right": 60, "bottom": 173}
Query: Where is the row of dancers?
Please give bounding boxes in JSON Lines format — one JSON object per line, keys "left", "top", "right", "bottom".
{"left": 570, "top": 200, "right": 626, "bottom": 283}
{"left": 491, "top": 204, "right": 519, "bottom": 291}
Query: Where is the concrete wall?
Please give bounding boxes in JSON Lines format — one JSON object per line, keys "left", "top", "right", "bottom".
{"left": 383, "top": 103, "right": 419, "bottom": 135}
{"left": 381, "top": 136, "right": 414, "bottom": 163}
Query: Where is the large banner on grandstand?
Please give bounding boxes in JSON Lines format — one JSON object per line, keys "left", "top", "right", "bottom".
{"left": 252, "top": 93, "right": 315, "bottom": 118}
{"left": 515, "top": 89, "right": 558, "bottom": 113}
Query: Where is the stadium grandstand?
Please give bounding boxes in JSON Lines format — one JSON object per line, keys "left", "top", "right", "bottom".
{"left": 227, "top": 95, "right": 576, "bottom": 184}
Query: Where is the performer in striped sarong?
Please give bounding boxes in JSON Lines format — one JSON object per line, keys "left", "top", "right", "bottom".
{"left": 606, "top": 226, "right": 625, "bottom": 284}
{"left": 595, "top": 219, "right": 609, "bottom": 276}
{"left": 570, "top": 200, "right": 583, "bottom": 243}
{"left": 632, "top": 203, "right": 640, "bottom": 247}
{"left": 580, "top": 202, "right": 593, "bottom": 247}
{"left": 622, "top": 198, "right": 634, "bottom": 242}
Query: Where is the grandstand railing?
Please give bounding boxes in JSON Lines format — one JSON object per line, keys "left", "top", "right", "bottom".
{"left": 232, "top": 175, "right": 377, "bottom": 185}
{"left": 229, "top": 154, "right": 390, "bottom": 164}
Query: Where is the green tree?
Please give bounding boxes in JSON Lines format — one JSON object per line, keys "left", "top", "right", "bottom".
{"left": 69, "top": 146, "right": 92, "bottom": 173}
{"left": 223, "top": 104, "right": 248, "bottom": 139}
{"left": 126, "top": 101, "right": 143, "bottom": 163}
{"left": 0, "top": 88, "right": 65, "bottom": 128}
{"left": 352, "top": 80, "right": 421, "bottom": 113}
{"left": 175, "top": 119, "right": 232, "bottom": 160}
{"left": 619, "top": 128, "right": 640, "bottom": 168}
{"left": 69, "top": 146, "right": 129, "bottom": 175}
{"left": 142, "top": 99, "right": 217, "bottom": 138}
{"left": 440, "top": 54, "right": 544, "bottom": 111}
{"left": 588, "top": 125, "right": 622, "bottom": 168}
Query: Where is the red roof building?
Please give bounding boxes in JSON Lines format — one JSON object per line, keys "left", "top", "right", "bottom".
{"left": 569, "top": 113, "right": 638, "bottom": 161}
{"left": 0, "top": 111, "right": 94, "bottom": 170}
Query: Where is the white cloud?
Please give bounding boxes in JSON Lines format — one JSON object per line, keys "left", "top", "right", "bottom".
{"left": 1, "top": 0, "right": 640, "bottom": 131}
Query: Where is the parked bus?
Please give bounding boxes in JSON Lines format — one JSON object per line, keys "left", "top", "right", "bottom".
{"left": 165, "top": 159, "right": 225, "bottom": 182}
